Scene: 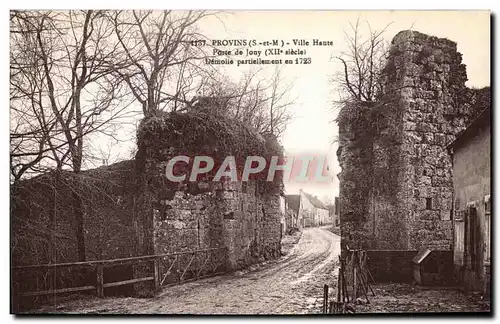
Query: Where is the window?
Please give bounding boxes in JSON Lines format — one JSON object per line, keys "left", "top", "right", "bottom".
{"left": 466, "top": 204, "right": 480, "bottom": 271}
{"left": 223, "top": 211, "right": 235, "bottom": 220}
{"left": 426, "top": 198, "right": 433, "bottom": 210}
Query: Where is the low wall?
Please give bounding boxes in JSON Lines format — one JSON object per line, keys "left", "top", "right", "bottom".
{"left": 366, "top": 250, "right": 454, "bottom": 284}
{"left": 11, "top": 161, "right": 139, "bottom": 266}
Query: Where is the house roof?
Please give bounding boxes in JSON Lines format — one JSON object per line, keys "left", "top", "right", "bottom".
{"left": 447, "top": 106, "right": 491, "bottom": 151}
{"left": 285, "top": 195, "right": 300, "bottom": 213}
{"left": 302, "top": 192, "right": 328, "bottom": 210}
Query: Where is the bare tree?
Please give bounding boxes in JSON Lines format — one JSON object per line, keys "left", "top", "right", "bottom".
{"left": 264, "top": 66, "right": 295, "bottom": 137}
{"left": 10, "top": 11, "right": 132, "bottom": 176}
{"left": 194, "top": 66, "right": 296, "bottom": 138}
{"left": 332, "top": 19, "right": 391, "bottom": 105}
{"left": 10, "top": 10, "right": 133, "bottom": 261}
{"left": 111, "top": 10, "right": 215, "bottom": 115}
{"left": 10, "top": 11, "right": 54, "bottom": 182}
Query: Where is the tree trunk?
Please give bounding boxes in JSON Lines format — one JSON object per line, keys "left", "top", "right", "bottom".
{"left": 73, "top": 189, "right": 86, "bottom": 262}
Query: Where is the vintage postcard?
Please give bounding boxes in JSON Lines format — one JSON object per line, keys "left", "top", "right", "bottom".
{"left": 10, "top": 10, "right": 491, "bottom": 315}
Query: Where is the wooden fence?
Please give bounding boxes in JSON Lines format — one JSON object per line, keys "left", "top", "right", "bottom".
{"left": 324, "top": 249, "right": 376, "bottom": 314}
{"left": 12, "top": 247, "right": 227, "bottom": 311}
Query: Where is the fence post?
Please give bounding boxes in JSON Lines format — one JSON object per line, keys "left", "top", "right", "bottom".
{"left": 153, "top": 257, "right": 160, "bottom": 290}
{"left": 96, "top": 265, "right": 104, "bottom": 298}
{"left": 323, "top": 284, "right": 329, "bottom": 314}
{"left": 352, "top": 252, "right": 357, "bottom": 300}
{"left": 337, "top": 262, "right": 342, "bottom": 303}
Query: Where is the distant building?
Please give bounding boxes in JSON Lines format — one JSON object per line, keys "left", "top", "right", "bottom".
{"left": 326, "top": 198, "right": 339, "bottom": 227}
{"left": 299, "top": 190, "right": 330, "bottom": 227}
{"left": 448, "top": 106, "right": 491, "bottom": 298}
{"left": 279, "top": 192, "right": 287, "bottom": 236}
{"left": 285, "top": 194, "right": 303, "bottom": 229}
{"left": 334, "top": 196, "right": 340, "bottom": 226}
{"left": 326, "top": 204, "right": 335, "bottom": 226}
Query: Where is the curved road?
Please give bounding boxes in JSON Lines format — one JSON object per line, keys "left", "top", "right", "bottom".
{"left": 38, "top": 227, "right": 340, "bottom": 315}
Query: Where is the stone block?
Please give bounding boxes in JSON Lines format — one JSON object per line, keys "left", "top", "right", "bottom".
{"left": 419, "top": 210, "right": 440, "bottom": 220}
{"left": 221, "top": 190, "right": 235, "bottom": 200}
{"left": 423, "top": 133, "right": 434, "bottom": 143}
{"left": 419, "top": 176, "right": 432, "bottom": 186}
{"left": 440, "top": 210, "right": 451, "bottom": 221}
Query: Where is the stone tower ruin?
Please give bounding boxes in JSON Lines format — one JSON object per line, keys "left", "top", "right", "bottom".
{"left": 337, "top": 30, "right": 487, "bottom": 252}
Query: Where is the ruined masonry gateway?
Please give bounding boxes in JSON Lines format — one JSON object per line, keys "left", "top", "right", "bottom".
{"left": 338, "top": 30, "right": 485, "bottom": 255}
{"left": 135, "top": 111, "right": 284, "bottom": 272}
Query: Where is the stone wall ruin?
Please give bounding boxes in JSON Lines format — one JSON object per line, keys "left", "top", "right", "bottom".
{"left": 11, "top": 108, "right": 285, "bottom": 307}
{"left": 337, "top": 30, "right": 489, "bottom": 253}
{"left": 135, "top": 110, "right": 284, "bottom": 269}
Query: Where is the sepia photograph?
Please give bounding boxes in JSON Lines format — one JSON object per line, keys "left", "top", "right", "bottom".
{"left": 9, "top": 9, "right": 491, "bottom": 315}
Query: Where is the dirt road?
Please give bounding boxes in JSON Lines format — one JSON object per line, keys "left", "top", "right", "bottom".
{"left": 36, "top": 227, "right": 340, "bottom": 315}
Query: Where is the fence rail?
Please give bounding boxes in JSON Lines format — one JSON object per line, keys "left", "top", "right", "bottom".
{"left": 12, "top": 247, "right": 227, "bottom": 309}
